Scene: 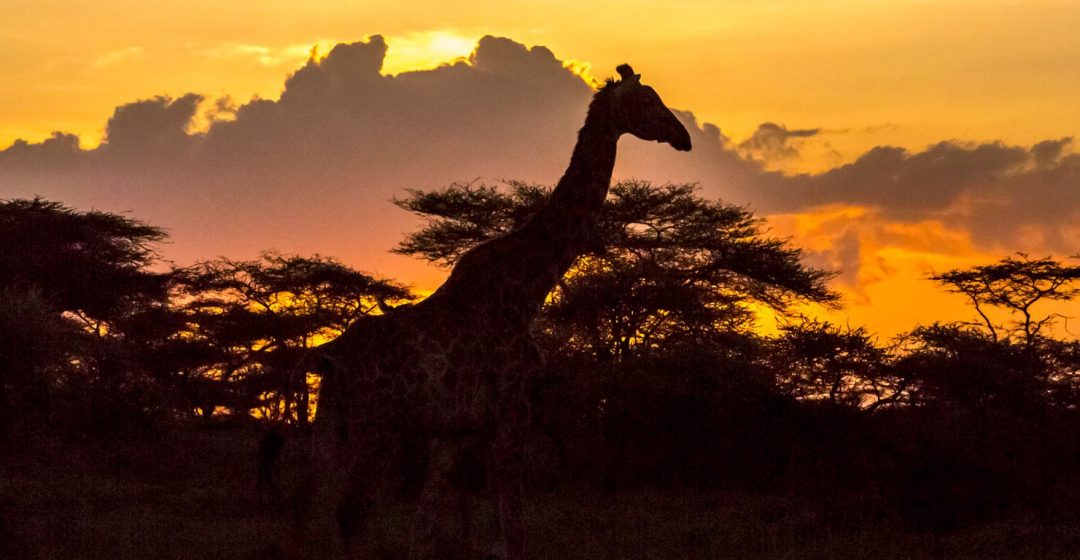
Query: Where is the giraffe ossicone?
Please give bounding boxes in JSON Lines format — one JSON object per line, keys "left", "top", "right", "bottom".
{"left": 289, "top": 64, "right": 692, "bottom": 560}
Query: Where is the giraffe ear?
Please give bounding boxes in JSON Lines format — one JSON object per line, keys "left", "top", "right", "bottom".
{"left": 616, "top": 64, "right": 641, "bottom": 84}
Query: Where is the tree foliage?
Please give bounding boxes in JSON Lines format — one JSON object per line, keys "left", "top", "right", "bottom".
{"left": 892, "top": 324, "right": 1048, "bottom": 412}
{"left": 171, "top": 253, "right": 415, "bottom": 422}
{"left": 0, "top": 197, "right": 168, "bottom": 322}
{"left": 768, "top": 320, "right": 886, "bottom": 407}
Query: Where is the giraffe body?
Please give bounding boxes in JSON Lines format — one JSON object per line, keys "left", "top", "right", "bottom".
{"left": 292, "top": 64, "right": 691, "bottom": 559}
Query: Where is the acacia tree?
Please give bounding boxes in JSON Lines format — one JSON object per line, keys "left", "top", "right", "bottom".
{"left": 930, "top": 254, "right": 1080, "bottom": 346}
{"left": 909, "top": 254, "right": 1080, "bottom": 412}
{"left": 0, "top": 289, "right": 81, "bottom": 436}
{"left": 0, "top": 198, "right": 170, "bottom": 432}
{"left": 172, "top": 253, "right": 414, "bottom": 425}
{"left": 0, "top": 197, "right": 168, "bottom": 324}
{"left": 395, "top": 181, "right": 836, "bottom": 361}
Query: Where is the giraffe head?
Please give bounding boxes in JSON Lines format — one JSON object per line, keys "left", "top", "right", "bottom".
{"left": 604, "top": 64, "right": 692, "bottom": 151}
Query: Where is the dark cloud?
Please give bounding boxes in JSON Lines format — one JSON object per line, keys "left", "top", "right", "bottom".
{"left": 760, "top": 140, "right": 1080, "bottom": 251}
{"left": 468, "top": 36, "right": 564, "bottom": 77}
{"left": 738, "top": 122, "right": 822, "bottom": 162}
{"left": 1031, "top": 137, "right": 1072, "bottom": 168}
{"left": 792, "top": 141, "right": 1031, "bottom": 213}
{"left": 103, "top": 93, "right": 203, "bottom": 156}
{"left": 1, "top": 34, "right": 1077, "bottom": 290}
{"left": 0, "top": 132, "right": 82, "bottom": 171}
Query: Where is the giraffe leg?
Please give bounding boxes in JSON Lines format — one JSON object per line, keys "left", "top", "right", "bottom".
{"left": 337, "top": 431, "right": 399, "bottom": 558}
{"left": 293, "top": 431, "right": 397, "bottom": 560}
{"left": 489, "top": 430, "right": 525, "bottom": 560}
{"left": 409, "top": 437, "right": 477, "bottom": 560}
{"left": 289, "top": 439, "right": 353, "bottom": 560}
{"left": 488, "top": 346, "right": 538, "bottom": 560}
{"left": 287, "top": 388, "right": 373, "bottom": 560}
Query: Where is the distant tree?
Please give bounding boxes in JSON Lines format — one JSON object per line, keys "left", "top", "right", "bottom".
{"left": 172, "top": 253, "right": 414, "bottom": 425}
{"left": 892, "top": 324, "right": 1030, "bottom": 410}
{"left": 395, "top": 181, "right": 836, "bottom": 360}
{"left": 767, "top": 320, "right": 886, "bottom": 408}
{"left": 1035, "top": 336, "right": 1080, "bottom": 408}
{"left": 915, "top": 255, "right": 1080, "bottom": 414}
{"left": 930, "top": 254, "right": 1080, "bottom": 346}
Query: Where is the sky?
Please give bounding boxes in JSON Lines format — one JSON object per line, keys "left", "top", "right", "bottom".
{"left": 2, "top": 0, "right": 1079, "bottom": 338}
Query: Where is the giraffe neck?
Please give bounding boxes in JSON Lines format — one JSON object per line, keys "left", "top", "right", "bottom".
{"left": 492, "top": 100, "right": 620, "bottom": 315}
{"left": 428, "top": 94, "right": 620, "bottom": 323}
{"left": 532, "top": 108, "right": 620, "bottom": 239}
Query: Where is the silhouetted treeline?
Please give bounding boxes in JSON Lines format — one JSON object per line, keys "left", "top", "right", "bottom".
{"left": 2, "top": 189, "right": 1080, "bottom": 532}
{"left": 0, "top": 197, "right": 413, "bottom": 439}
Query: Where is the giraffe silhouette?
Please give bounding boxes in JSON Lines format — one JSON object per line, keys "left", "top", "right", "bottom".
{"left": 290, "top": 64, "right": 692, "bottom": 560}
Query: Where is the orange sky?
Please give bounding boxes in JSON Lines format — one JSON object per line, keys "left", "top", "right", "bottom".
{"left": 2, "top": 1, "right": 1079, "bottom": 339}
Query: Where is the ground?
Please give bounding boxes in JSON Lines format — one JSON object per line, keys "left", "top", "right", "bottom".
{"left": 2, "top": 426, "right": 1079, "bottom": 560}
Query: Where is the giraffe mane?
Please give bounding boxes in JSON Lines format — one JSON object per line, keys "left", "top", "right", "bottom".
{"left": 583, "top": 83, "right": 616, "bottom": 125}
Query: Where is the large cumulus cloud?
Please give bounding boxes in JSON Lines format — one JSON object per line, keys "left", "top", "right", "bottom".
{"left": 1, "top": 34, "right": 1077, "bottom": 296}
{"left": 0, "top": 36, "right": 601, "bottom": 284}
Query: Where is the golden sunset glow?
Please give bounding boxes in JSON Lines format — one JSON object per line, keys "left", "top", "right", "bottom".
{"left": 382, "top": 30, "right": 477, "bottom": 75}
{"left": 562, "top": 59, "right": 603, "bottom": 89}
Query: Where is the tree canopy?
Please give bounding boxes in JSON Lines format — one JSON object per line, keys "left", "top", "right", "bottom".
{"left": 170, "top": 253, "right": 415, "bottom": 422}
{"left": 0, "top": 197, "right": 168, "bottom": 323}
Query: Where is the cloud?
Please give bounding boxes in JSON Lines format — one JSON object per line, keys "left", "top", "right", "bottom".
{"left": 0, "top": 35, "right": 599, "bottom": 285}
{"left": 757, "top": 140, "right": 1080, "bottom": 253}
{"left": 1, "top": 34, "right": 1077, "bottom": 304}
{"left": 91, "top": 46, "right": 145, "bottom": 68}
{"left": 102, "top": 94, "right": 203, "bottom": 156}
{"left": 1031, "top": 137, "right": 1072, "bottom": 168}
{"left": 738, "top": 122, "right": 822, "bottom": 162}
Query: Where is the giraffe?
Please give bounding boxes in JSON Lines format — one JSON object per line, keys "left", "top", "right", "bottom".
{"left": 291, "top": 64, "right": 692, "bottom": 560}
